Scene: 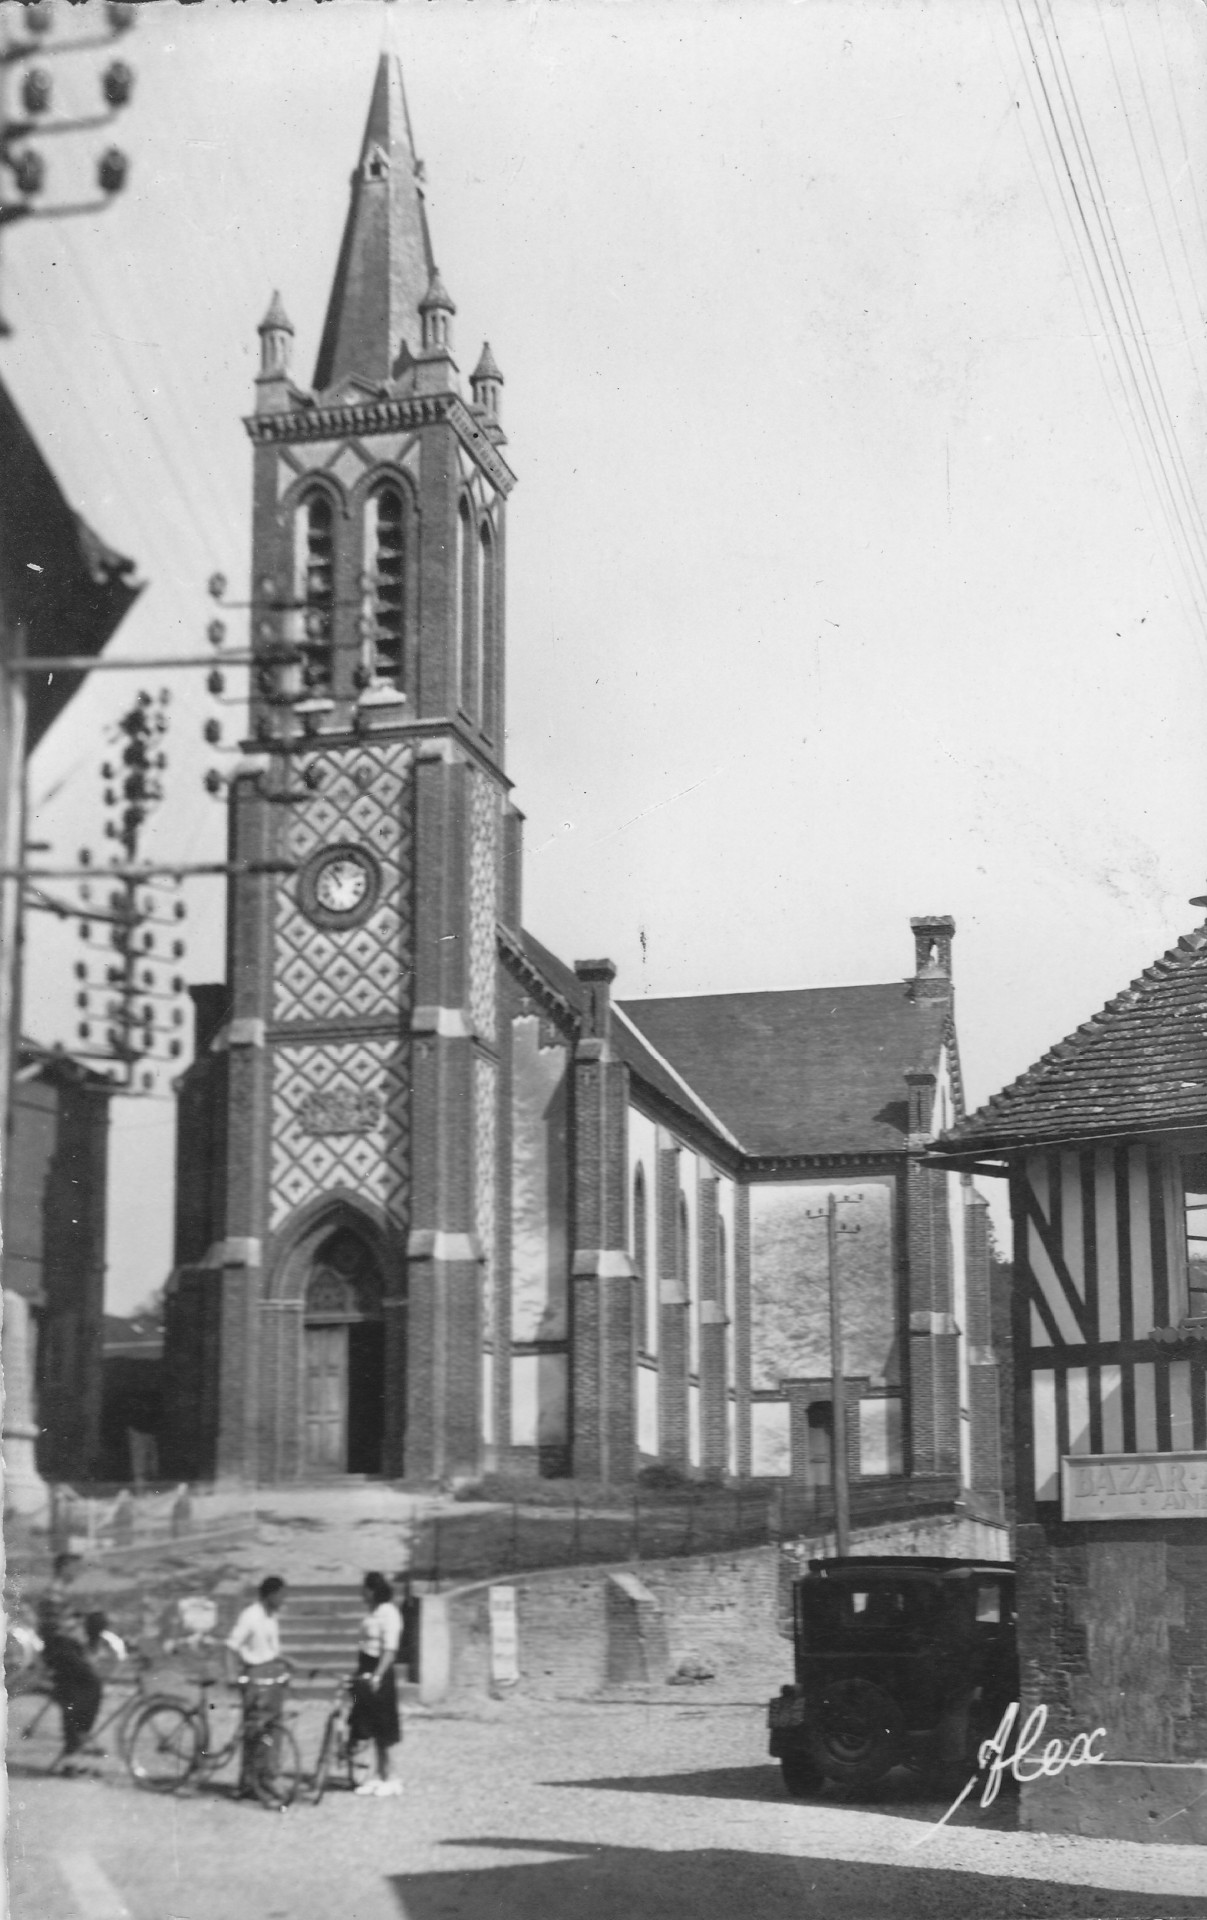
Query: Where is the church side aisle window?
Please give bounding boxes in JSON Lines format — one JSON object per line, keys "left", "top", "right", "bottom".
{"left": 459, "top": 495, "right": 479, "bottom": 721}
{"left": 300, "top": 491, "right": 335, "bottom": 692}
{"left": 633, "top": 1163, "right": 648, "bottom": 1351}
{"left": 480, "top": 521, "right": 496, "bottom": 738}
{"left": 370, "top": 485, "right": 405, "bottom": 686}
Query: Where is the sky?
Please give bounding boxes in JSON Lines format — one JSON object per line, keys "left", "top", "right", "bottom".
{"left": 10, "top": 0, "right": 1207, "bottom": 1313}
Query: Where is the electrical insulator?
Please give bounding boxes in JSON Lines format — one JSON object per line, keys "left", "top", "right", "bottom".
{"left": 79, "top": 1023, "right": 90, "bottom": 1041}
{"left": 203, "top": 719, "right": 222, "bottom": 746}
{"left": 172, "top": 976, "right": 185, "bottom": 993}
{"left": 74, "top": 962, "right": 87, "bottom": 981}
{"left": 101, "top": 59, "right": 134, "bottom": 109}
{"left": 172, "top": 939, "right": 185, "bottom": 959}
{"left": 175, "top": 901, "right": 187, "bottom": 920}
{"left": 171, "top": 1008, "right": 184, "bottom": 1027}
{"left": 79, "top": 923, "right": 91, "bottom": 941}
{"left": 21, "top": 68, "right": 52, "bottom": 115}
{"left": 76, "top": 992, "right": 88, "bottom": 1010}
{"left": 208, "top": 573, "right": 228, "bottom": 603}
{"left": 203, "top": 769, "right": 223, "bottom": 796}
{"left": 207, "top": 669, "right": 225, "bottom": 696}
{"left": 98, "top": 147, "right": 129, "bottom": 197}
{"left": 143, "top": 932, "right": 155, "bottom": 951}
{"left": 79, "top": 849, "right": 92, "bottom": 867}
{"left": 14, "top": 150, "right": 46, "bottom": 198}
{"left": 169, "top": 1041, "right": 182, "bottom": 1059}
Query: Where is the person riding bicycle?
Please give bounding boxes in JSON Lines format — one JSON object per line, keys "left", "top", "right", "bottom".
{"left": 35, "top": 1553, "right": 103, "bottom": 1771}
{"left": 225, "top": 1575, "right": 291, "bottom": 1796}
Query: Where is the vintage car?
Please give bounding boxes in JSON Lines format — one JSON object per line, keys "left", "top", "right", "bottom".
{"left": 766, "top": 1555, "right": 1018, "bottom": 1796}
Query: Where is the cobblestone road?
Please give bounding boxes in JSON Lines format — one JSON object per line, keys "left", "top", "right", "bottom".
{"left": 9, "top": 1698, "right": 1207, "bottom": 1920}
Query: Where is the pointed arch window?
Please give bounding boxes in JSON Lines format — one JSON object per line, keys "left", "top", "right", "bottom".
{"left": 299, "top": 490, "right": 335, "bottom": 692}
{"left": 459, "top": 495, "right": 479, "bottom": 720}
{"left": 369, "top": 483, "right": 405, "bottom": 687}
{"left": 633, "top": 1164, "right": 648, "bottom": 1352}
{"left": 479, "top": 520, "right": 497, "bottom": 738}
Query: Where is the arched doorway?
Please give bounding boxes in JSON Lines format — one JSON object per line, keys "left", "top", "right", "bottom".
{"left": 303, "top": 1225, "right": 385, "bottom": 1475}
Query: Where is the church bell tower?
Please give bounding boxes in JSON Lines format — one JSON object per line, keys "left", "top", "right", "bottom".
{"left": 197, "top": 54, "right": 516, "bottom": 1484}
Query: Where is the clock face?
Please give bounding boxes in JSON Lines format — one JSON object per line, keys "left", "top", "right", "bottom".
{"left": 301, "top": 845, "right": 380, "bottom": 928}
{"left": 316, "top": 856, "right": 369, "bottom": 914}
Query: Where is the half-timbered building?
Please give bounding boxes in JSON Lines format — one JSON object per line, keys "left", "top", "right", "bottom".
{"left": 935, "top": 919, "right": 1207, "bottom": 1843}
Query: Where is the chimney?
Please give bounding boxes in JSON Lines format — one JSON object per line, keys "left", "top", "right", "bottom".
{"left": 574, "top": 958, "right": 616, "bottom": 1044}
{"left": 910, "top": 914, "right": 955, "bottom": 1002}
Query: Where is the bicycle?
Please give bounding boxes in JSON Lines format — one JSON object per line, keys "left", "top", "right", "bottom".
{"left": 6, "top": 1640, "right": 153, "bottom": 1778}
{"left": 308, "top": 1676, "right": 372, "bottom": 1804}
{"left": 124, "top": 1650, "right": 303, "bottom": 1809}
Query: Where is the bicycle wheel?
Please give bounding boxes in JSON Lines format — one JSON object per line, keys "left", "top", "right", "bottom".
{"left": 249, "top": 1721, "right": 302, "bottom": 1809}
{"left": 5, "top": 1687, "right": 63, "bottom": 1775}
{"left": 126, "top": 1698, "right": 200, "bottom": 1792}
{"left": 308, "top": 1712, "right": 339, "bottom": 1806}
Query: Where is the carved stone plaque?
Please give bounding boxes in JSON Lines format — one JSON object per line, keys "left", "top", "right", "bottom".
{"left": 295, "top": 1087, "right": 383, "bottom": 1135}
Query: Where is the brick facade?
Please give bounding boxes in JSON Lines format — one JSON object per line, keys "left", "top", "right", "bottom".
{"left": 163, "top": 53, "right": 998, "bottom": 1520}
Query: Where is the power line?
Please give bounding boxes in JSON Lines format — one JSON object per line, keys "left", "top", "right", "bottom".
{"left": 1036, "top": 0, "right": 1207, "bottom": 565}
{"left": 1093, "top": 0, "right": 1207, "bottom": 372}
{"left": 1005, "top": 0, "right": 1207, "bottom": 641}
{"left": 990, "top": 8, "right": 1203, "bottom": 651}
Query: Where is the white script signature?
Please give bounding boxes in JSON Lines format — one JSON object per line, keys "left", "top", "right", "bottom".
{"left": 906, "top": 1701, "right": 1107, "bottom": 1847}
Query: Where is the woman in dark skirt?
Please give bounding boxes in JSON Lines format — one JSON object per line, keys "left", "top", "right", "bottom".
{"left": 349, "top": 1571, "right": 403, "bottom": 1797}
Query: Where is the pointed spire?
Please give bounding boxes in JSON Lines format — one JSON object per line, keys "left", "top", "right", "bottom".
{"left": 470, "top": 340, "right": 503, "bottom": 422}
{"left": 418, "top": 266, "right": 455, "bottom": 354}
{"left": 258, "top": 290, "right": 294, "bottom": 337}
{"left": 257, "top": 290, "right": 294, "bottom": 383}
{"left": 313, "top": 54, "right": 435, "bottom": 391}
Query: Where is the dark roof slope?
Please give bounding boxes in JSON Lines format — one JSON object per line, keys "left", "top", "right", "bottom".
{"left": 510, "top": 931, "right": 741, "bottom": 1144}
{"left": 940, "top": 922, "right": 1207, "bottom": 1155}
{"left": 619, "top": 985, "right": 947, "bottom": 1157}
{"left": 0, "top": 376, "right": 141, "bottom": 748}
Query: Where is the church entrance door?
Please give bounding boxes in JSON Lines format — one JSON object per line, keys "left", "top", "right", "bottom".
{"left": 302, "top": 1225, "right": 386, "bottom": 1477}
{"left": 304, "top": 1325, "right": 348, "bottom": 1471}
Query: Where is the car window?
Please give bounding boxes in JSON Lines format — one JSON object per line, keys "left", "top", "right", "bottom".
{"left": 975, "top": 1582, "right": 1002, "bottom": 1624}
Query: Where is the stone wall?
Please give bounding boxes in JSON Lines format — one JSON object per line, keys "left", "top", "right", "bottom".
{"left": 424, "top": 1545, "right": 784, "bottom": 1705}
{"left": 1015, "top": 1519, "right": 1207, "bottom": 1846}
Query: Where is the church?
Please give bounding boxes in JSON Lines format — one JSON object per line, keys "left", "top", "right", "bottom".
{"left": 163, "top": 55, "right": 1002, "bottom": 1508}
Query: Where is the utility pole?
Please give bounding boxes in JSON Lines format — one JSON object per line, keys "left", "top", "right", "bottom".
{"left": 807, "top": 1190, "right": 861, "bottom": 1556}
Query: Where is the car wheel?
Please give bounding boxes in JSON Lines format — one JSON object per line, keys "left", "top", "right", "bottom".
{"left": 780, "top": 1755, "right": 825, "bottom": 1798}
{"left": 805, "top": 1678, "right": 903, "bottom": 1788}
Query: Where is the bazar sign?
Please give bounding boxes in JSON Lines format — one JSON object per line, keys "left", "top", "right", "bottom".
{"left": 1062, "top": 1450, "right": 1207, "bottom": 1520}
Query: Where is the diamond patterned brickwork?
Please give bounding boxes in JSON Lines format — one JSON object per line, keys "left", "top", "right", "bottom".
{"left": 273, "top": 742, "right": 412, "bottom": 1025}
{"left": 270, "top": 1039, "right": 408, "bottom": 1233}
{"left": 475, "top": 1053, "right": 497, "bottom": 1336}
{"left": 468, "top": 768, "right": 500, "bottom": 1041}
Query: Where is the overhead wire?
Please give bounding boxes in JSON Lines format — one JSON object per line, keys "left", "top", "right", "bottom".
{"left": 1004, "top": 0, "right": 1207, "bottom": 646}
{"left": 1093, "top": 0, "right": 1207, "bottom": 372}
{"left": 1153, "top": 0, "right": 1207, "bottom": 253}
{"left": 989, "top": 8, "right": 1188, "bottom": 634}
{"left": 1035, "top": 0, "right": 1207, "bottom": 571}
{"left": 995, "top": 0, "right": 1207, "bottom": 651}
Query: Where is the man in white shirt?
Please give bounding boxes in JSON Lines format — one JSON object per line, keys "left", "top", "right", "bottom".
{"left": 226, "top": 1577, "right": 285, "bottom": 1670}
{"left": 226, "top": 1576, "right": 290, "bottom": 1797}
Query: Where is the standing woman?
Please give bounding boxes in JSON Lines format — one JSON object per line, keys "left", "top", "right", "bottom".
{"left": 350, "top": 1571, "right": 403, "bottom": 1797}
